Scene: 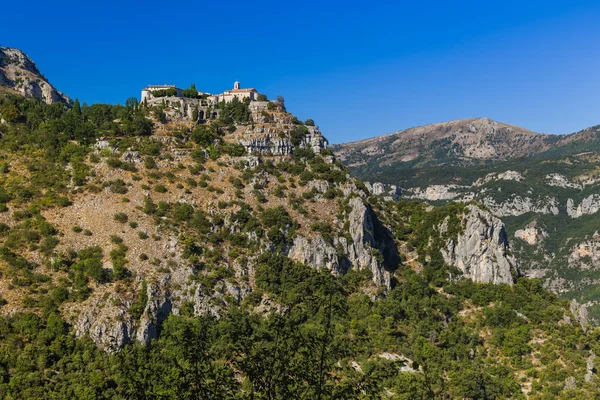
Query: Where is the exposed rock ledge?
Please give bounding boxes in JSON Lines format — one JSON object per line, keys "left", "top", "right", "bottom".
{"left": 515, "top": 222, "right": 548, "bottom": 245}
{"left": 405, "top": 185, "right": 463, "bottom": 201}
{"left": 481, "top": 196, "right": 559, "bottom": 217}
{"left": 440, "top": 205, "right": 516, "bottom": 285}
{"left": 567, "top": 195, "right": 600, "bottom": 218}
{"left": 288, "top": 197, "right": 397, "bottom": 287}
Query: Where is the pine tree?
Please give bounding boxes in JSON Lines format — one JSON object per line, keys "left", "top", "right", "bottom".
{"left": 72, "top": 98, "right": 81, "bottom": 115}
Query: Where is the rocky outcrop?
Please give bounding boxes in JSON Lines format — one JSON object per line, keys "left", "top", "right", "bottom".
{"left": 136, "top": 277, "right": 173, "bottom": 345}
{"left": 0, "top": 46, "right": 71, "bottom": 105}
{"left": 288, "top": 197, "right": 397, "bottom": 287}
{"left": 567, "top": 195, "right": 600, "bottom": 218}
{"left": 365, "top": 182, "right": 401, "bottom": 196}
{"left": 406, "top": 185, "right": 463, "bottom": 201}
{"left": 586, "top": 352, "right": 596, "bottom": 383}
{"left": 515, "top": 222, "right": 547, "bottom": 245}
{"left": 341, "top": 197, "right": 395, "bottom": 287}
{"left": 481, "top": 196, "right": 559, "bottom": 217}
{"left": 74, "top": 297, "right": 135, "bottom": 353}
{"left": 567, "top": 233, "right": 600, "bottom": 270}
{"left": 546, "top": 173, "right": 582, "bottom": 190}
{"left": 473, "top": 170, "right": 524, "bottom": 186}
{"left": 570, "top": 299, "right": 589, "bottom": 329}
{"left": 288, "top": 235, "right": 340, "bottom": 273}
{"left": 440, "top": 205, "right": 516, "bottom": 285}
{"left": 240, "top": 134, "right": 295, "bottom": 155}
{"left": 240, "top": 126, "right": 328, "bottom": 156}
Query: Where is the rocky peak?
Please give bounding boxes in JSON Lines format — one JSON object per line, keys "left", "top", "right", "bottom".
{"left": 0, "top": 46, "right": 71, "bottom": 105}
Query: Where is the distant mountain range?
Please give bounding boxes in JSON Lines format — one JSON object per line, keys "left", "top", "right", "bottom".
{"left": 333, "top": 118, "right": 600, "bottom": 321}
{"left": 0, "top": 46, "right": 71, "bottom": 105}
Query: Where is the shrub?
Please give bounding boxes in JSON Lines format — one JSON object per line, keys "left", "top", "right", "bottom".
{"left": 109, "top": 179, "right": 128, "bottom": 194}
{"left": 155, "top": 184, "right": 168, "bottom": 193}
{"left": 144, "top": 157, "right": 157, "bottom": 169}
{"left": 114, "top": 213, "right": 128, "bottom": 223}
{"left": 290, "top": 126, "right": 309, "bottom": 146}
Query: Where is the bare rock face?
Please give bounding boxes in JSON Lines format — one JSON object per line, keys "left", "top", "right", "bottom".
{"left": 441, "top": 205, "right": 516, "bottom": 285}
{"left": 240, "top": 126, "right": 328, "bottom": 156}
{"left": 570, "top": 299, "right": 589, "bottom": 330}
{"left": 406, "top": 185, "right": 462, "bottom": 201}
{"left": 74, "top": 298, "right": 136, "bottom": 353}
{"left": 288, "top": 235, "right": 340, "bottom": 273}
{"left": 515, "top": 222, "right": 548, "bottom": 245}
{"left": 481, "top": 196, "right": 559, "bottom": 217}
{"left": 341, "top": 197, "right": 396, "bottom": 287}
{"left": 135, "top": 276, "right": 173, "bottom": 345}
{"left": 288, "top": 197, "right": 397, "bottom": 287}
{"left": 0, "top": 46, "right": 71, "bottom": 105}
{"left": 240, "top": 134, "right": 295, "bottom": 155}
{"left": 546, "top": 173, "right": 582, "bottom": 190}
{"left": 567, "top": 195, "right": 600, "bottom": 218}
{"left": 586, "top": 352, "right": 596, "bottom": 383}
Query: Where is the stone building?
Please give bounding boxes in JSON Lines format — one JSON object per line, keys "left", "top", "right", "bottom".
{"left": 140, "top": 81, "right": 263, "bottom": 107}
{"left": 141, "top": 85, "right": 183, "bottom": 102}
{"left": 218, "top": 81, "right": 259, "bottom": 103}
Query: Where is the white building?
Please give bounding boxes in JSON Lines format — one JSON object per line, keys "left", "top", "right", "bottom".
{"left": 141, "top": 85, "right": 183, "bottom": 102}
{"left": 219, "top": 81, "right": 259, "bottom": 103}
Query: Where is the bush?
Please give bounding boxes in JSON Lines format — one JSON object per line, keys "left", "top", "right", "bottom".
{"left": 144, "top": 157, "right": 157, "bottom": 169}
{"left": 109, "top": 179, "right": 128, "bottom": 194}
{"left": 154, "top": 184, "right": 168, "bottom": 193}
{"left": 182, "top": 84, "right": 199, "bottom": 98}
{"left": 114, "top": 213, "right": 128, "bottom": 223}
{"left": 290, "top": 126, "right": 309, "bottom": 146}
{"left": 150, "top": 88, "right": 178, "bottom": 97}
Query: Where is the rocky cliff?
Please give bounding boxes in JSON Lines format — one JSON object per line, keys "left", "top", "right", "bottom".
{"left": 0, "top": 46, "right": 71, "bottom": 104}
{"left": 333, "top": 117, "right": 600, "bottom": 322}
{"left": 440, "top": 205, "right": 516, "bottom": 285}
{"left": 240, "top": 126, "right": 329, "bottom": 156}
{"left": 288, "top": 196, "right": 397, "bottom": 288}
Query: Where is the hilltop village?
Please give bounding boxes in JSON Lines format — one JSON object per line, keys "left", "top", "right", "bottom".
{"left": 140, "top": 81, "right": 267, "bottom": 122}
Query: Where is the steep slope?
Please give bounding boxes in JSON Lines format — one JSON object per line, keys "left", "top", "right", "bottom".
{"left": 334, "top": 118, "right": 600, "bottom": 322}
{"left": 0, "top": 91, "right": 597, "bottom": 397}
{"left": 0, "top": 46, "right": 71, "bottom": 105}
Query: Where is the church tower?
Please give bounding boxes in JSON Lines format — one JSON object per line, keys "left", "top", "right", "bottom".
{"left": 234, "top": 81, "right": 240, "bottom": 90}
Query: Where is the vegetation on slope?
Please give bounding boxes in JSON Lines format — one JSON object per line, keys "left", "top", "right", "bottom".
{"left": 0, "top": 95, "right": 598, "bottom": 398}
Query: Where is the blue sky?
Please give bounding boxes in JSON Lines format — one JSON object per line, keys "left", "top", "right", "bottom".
{"left": 2, "top": 0, "right": 600, "bottom": 143}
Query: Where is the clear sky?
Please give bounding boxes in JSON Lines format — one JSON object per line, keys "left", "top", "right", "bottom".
{"left": 2, "top": 0, "right": 600, "bottom": 143}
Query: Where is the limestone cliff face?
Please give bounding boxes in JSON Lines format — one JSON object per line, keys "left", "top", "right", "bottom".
{"left": 0, "top": 46, "right": 71, "bottom": 105}
{"left": 440, "top": 205, "right": 516, "bottom": 285}
{"left": 481, "top": 196, "right": 560, "bottom": 217}
{"left": 289, "top": 197, "right": 396, "bottom": 287}
{"left": 567, "top": 195, "right": 600, "bottom": 218}
{"left": 73, "top": 265, "right": 249, "bottom": 351}
{"left": 240, "top": 126, "right": 328, "bottom": 156}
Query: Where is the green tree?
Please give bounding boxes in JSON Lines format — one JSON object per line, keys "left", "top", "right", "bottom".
{"left": 183, "top": 84, "right": 199, "bottom": 98}
{"left": 72, "top": 98, "right": 82, "bottom": 115}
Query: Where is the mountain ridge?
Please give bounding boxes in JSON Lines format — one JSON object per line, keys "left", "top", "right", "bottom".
{"left": 0, "top": 45, "right": 71, "bottom": 105}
